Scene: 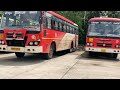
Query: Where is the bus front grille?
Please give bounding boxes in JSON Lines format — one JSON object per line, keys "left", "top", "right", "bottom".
{"left": 97, "top": 43, "right": 112, "bottom": 47}
{"left": 6, "top": 40, "right": 25, "bottom": 47}
{"left": 6, "top": 36, "right": 27, "bottom": 47}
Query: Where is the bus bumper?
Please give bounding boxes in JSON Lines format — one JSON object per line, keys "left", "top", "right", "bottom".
{"left": 85, "top": 47, "right": 120, "bottom": 54}
{"left": 0, "top": 45, "right": 43, "bottom": 53}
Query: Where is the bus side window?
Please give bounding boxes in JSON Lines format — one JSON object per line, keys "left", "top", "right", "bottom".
{"left": 74, "top": 28, "right": 76, "bottom": 34}
{"left": 74, "top": 28, "right": 75, "bottom": 34}
{"left": 72, "top": 27, "right": 73, "bottom": 33}
{"left": 72, "top": 28, "right": 74, "bottom": 34}
{"left": 69, "top": 27, "right": 71, "bottom": 33}
{"left": 63, "top": 25, "right": 66, "bottom": 32}
{"left": 51, "top": 19, "right": 55, "bottom": 30}
{"left": 71, "top": 27, "right": 73, "bottom": 34}
{"left": 58, "top": 22, "right": 60, "bottom": 30}
{"left": 70, "top": 27, "right": 72, "bottom": 33}
{"left": 62, "top": 23, "right": 64, "bottom": 32}
{"left": 55, "top": 21, "right": 58, "bottom": 30}
{"left": 59, "top": 23, "right": 62, "bottom": 31}
{"left": 47, "top": 18, "right": 51, "bottom": 29}
{"left": 67, "top": 26, "right": 69, "bottom": 33}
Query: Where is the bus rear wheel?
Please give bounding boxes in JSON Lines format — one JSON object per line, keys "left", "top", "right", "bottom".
{"left": 15, "top": 52, "right": 25, "bottom": 58}
{"left": 44, "top": 44, "right": 54, "bottom": 59}
{"left": 68, "top": 42, "right": 74, "bottom": 53}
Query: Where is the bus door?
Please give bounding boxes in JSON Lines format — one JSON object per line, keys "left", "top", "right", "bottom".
{"left": 75, "top": 29, "right": 78, "bottom": 48}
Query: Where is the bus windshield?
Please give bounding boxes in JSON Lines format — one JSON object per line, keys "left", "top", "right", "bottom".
{"left": 87, "top": 21, "right": 120, "bottom": 38}
{"left": 1, "top": 11, "right": 42, "bottom": 31}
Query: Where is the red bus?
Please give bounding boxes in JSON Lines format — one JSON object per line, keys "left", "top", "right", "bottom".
{"left": 0, "top": 11, "right": 79, "bottom": 59}
{"left": 85, "top": 17, "right": 120, "bottom": 59}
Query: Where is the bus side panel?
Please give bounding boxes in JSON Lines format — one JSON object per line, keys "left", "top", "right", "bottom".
{"left": 57, "top": 33, "right": 76, "bottom": 51}
{"left": 41, "top": 28, "right": 66, "bottom": 53}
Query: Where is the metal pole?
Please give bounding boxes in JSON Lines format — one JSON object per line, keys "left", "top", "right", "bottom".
{"left": 84, "top": 11, "right": 86, "bottom": 26}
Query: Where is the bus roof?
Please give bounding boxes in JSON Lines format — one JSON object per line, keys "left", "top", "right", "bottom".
{"left": 89, "top": 17, "right": 120, "bottom": 22}
{"left": 47, "top": 11, "right": 78, "bottom": 27}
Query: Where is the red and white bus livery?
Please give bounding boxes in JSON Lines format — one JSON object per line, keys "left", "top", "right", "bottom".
{"left": 85, "top": 17, "right": 120, "bottom": 59}
{"left": 0, "top": 11, "right": 79, "bottom": 59}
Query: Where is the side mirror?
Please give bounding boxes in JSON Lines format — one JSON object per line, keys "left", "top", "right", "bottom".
{"left": 39, "top": 16, "right": 43, "bottom": 24}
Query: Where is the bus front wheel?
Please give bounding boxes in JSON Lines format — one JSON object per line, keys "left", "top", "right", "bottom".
{"left": 15, "top": 52, "right": 25, "bottom": 58}
{"left": 112, "top": 53, "right": 118, "bottom": 59}
{"left": 44, "top": 44, "right": 54, "bottom": 59}
{"left": 88, "top": 51, "right": 95, "bottom": 57}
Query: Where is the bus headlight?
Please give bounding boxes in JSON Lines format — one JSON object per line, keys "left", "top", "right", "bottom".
{"left": 29, "top": 41, "right": 40, "bottom": 46}
{"left": 90, "top": 43, "right": 93, "bottom": 46}
{"left": 116, "top": 45, "right": 120, "bottom": 48}
{"left": 87, "top": 43, "right": 90, "bottom": 46}
{"left": 1, "top": 41, "right": 4, "bottom": 45}
{"left": 34, "top": 42, "right": 39, "bottom": 45}
{"left": 0, "top": 41, "right": 2, "bottom": 44}
{"left": 29, "top": 42, "right": 33, "bottom": 46}
{"left": 87, "top": 43, "right": 93, "bottom": 46}
{"left": 0, "top": 40, "right": 5, "bottom": 45}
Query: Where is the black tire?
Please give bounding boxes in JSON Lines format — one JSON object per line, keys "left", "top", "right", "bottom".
{"left": 15, "top": 52, "right": 25, "bottom": 58}
{"left": 72, "top": 47, "right": 76, "bottom": 52}
{"left": 69, "top": 42, "right": 74, "bottom": 53}
{"left": 88, "top": 51, "right": 94, "bottom": 57}
{"left": 112, "top": 53, "right": 118, "bottom": 59}
{"left": 44, "top": 44, "right": 54, "bottom": 59}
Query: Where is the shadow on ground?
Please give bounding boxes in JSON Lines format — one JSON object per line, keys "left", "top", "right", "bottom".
{"left": 0, "top": 51, "right": 12, "bottom": 54}
{"left": 0, "top": 50, "right": 69, "bottom": 66}
{"left": 76, "top": 51, "right": 120, "bottom": 62}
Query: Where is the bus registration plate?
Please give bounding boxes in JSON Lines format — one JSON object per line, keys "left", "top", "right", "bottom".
{"left": 11, "top": 48, "right": 20, "bottom": 51}
{"left": 101, "top": 49, "right": 106, "bottom": 52}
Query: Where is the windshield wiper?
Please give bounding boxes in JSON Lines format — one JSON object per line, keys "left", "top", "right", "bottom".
{"left": 106, "top": 34, "right": 120, "bottom": 37}
{"left": 88, "top": 33, "right": 101, "bottom": 35}
{"left": 10, "top": 24, "right": 23, "bottom": 26}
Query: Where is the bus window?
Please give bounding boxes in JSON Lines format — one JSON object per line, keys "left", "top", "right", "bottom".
{"left": 51, "top": 19, "right": 55, "bottom": 30}
{"left": 67, "top": 25, "right": 70, "bottom": 33}
{"left": 55, "top": 21, "right": 58, "bottom": 30}
{"left": 72, "top": 28, "right": 74, "bottom": 34}
{"left": 59, "top": 23, "right": 62, "bottom": 31}
{"left": 70, "top": 27, "right": 72, "bottom": 33}
{"left": 63, "top": 24, "right": 66, "bottom": 32}
{"left": 47, "top": 18, "right": 51, "bottom": 29}
{"left": 62, "top": 23, "right": 64, "bottom": 32}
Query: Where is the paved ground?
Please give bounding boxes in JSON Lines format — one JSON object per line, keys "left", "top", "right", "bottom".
{"left": 0, "top": 51, "right": 120, "bottom": 79}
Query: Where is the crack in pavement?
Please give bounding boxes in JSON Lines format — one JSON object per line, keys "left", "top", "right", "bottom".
{"left": 60, "top": 52, "right": 84, "bottom": 79}
{"left": 60, "top": 58, "right": 79, "bottom": 79}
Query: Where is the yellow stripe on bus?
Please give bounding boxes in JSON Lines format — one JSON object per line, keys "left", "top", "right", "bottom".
{"left": 42, "top": 38, "right": 62, "bottom": 40}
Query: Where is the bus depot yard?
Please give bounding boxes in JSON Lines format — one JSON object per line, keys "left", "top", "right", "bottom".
{"left": 2, "top": 11, "right": 120, "bottom": 79}
{"left": 0, "top": 50, "right": 120, "bottom": 79}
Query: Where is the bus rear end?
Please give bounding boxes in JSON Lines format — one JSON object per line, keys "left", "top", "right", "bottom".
{"left": 85, "top": 17, "right": 120, "bottom": 59}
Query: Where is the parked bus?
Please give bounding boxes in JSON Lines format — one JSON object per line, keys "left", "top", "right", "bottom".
{"left": 0, "top": 11, "right": 79, "bottom": 59}
{"left": 85, "top": 17, "right": 120, "bottom": 59}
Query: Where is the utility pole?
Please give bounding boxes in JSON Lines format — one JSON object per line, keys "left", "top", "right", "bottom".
{"left": 84, "top": 11, "right": 87, "bottom": 26}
